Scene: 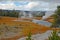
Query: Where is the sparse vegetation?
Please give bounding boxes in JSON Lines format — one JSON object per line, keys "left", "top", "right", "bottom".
{"left": 26, "top": 32, "right": 32, "bottom": 40}
{"left": 0, "top": 16, "right": 50, "bottom": 40}
{"left": 48, "top": 30, "right": 60, "bottom": 40}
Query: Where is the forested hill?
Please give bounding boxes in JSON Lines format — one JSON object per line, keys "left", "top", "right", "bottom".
{"left": 0, "top": 9, "right": 45, "bottom": 18}
{"left": 0, "top": 9, "right": 20, "bottom": 17}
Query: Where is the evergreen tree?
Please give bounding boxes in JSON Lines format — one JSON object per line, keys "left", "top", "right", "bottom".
{"left": 48, "top": 30, "right": 60, "bottom": 40}
{"left": 26, "top": 32, "right": 32, "bottom": 40}
{"left": 51, "top": 6, "right": 60, "bottom": 27}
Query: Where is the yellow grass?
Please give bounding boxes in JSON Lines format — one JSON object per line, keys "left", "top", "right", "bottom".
{"left": 0, "top": 16, "right": 50, "bottom": 40}
{"left": 0, "top": 16, "right": 60, "bottom": 40}
{"left": 45, "top": 17, "right": 54, "bottom": 23}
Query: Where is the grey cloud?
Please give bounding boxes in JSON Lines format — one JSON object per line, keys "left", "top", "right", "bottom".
{"left": 0, "top": 0, "right": 60, "bottom": 11}
{"left": 0, "top": 0, "right": 60, "bottom": 3}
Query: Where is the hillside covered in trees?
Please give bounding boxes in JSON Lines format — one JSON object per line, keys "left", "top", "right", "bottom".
{"left": 0, "top": 9, "right": 20, "bottom": 17}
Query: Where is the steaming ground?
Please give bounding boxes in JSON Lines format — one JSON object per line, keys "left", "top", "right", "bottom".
{"left": 42, "top": 11, "right": 54, "bottom": 20}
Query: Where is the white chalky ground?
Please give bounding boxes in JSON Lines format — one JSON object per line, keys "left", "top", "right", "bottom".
{"left": 18, "top": 30, "right": 52, "bottom": 40}
{"left": 18, "top": 30, "right": 60, "bottom": 40}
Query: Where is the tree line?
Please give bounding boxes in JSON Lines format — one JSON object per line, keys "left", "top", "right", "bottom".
{"left": 0, "top": 9, "right": 19, "bottom": 18}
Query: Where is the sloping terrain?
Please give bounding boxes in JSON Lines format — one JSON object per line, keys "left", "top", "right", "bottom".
{"left": 44, "top": 16, "right": 54, "bottom": 23}
{"left": 0, "top": 16, "right": 51, "bottom": 40}
{"left": 0, "top": 16, "right": 60, "bottom": 40}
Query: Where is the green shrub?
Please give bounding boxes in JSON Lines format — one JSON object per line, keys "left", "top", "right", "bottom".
{"left": 48, "top": 30, "right": 60, "bottom": 40}
{"left": 26, "top": 32, "right": 32, "bottom": 40}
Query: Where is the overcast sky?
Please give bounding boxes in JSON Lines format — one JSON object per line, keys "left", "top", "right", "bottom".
{"left": 0, "top": 0, "right": 60, "bottom": 11}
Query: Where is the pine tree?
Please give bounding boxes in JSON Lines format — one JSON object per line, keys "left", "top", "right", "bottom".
{"left": 51, "top": 6, "right": 60, "bottom": 28}
{"left": 48, "top": 30, "right": 60, "bottom": 40}
{"left": 26, "top": 32, "right": 32, "bottom": 40}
